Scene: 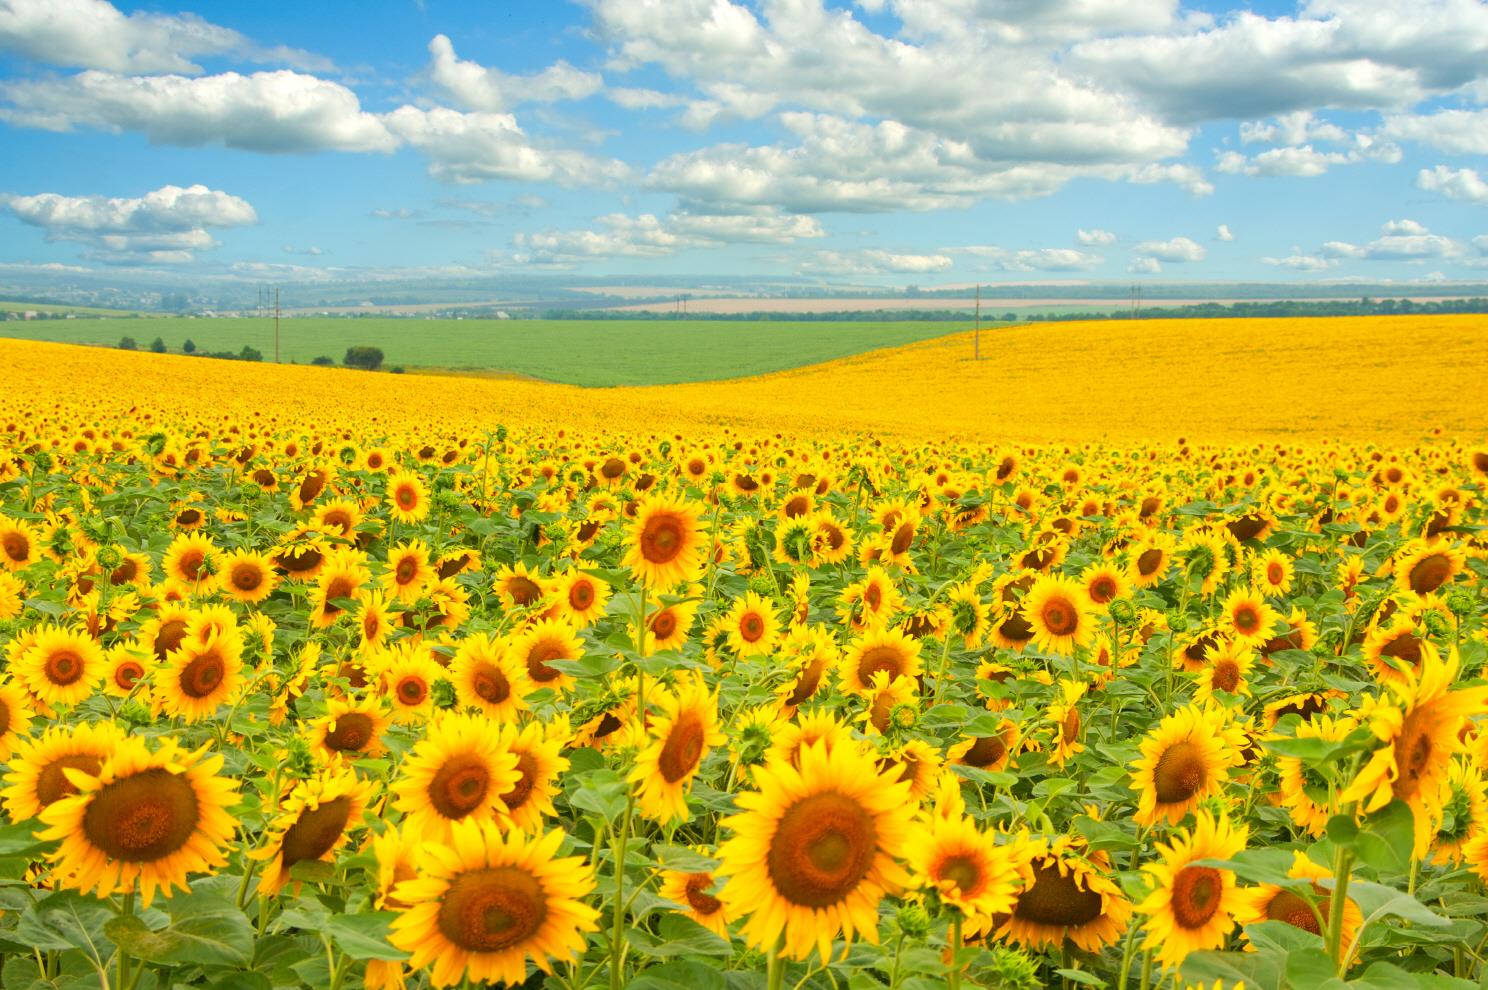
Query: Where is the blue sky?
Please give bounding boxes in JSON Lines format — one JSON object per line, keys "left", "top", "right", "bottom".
{"left": 0, "top": 0, "right": 1485, "bottom": 285}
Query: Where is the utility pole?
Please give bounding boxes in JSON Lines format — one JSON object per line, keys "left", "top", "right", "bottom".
{"left": 274, "top": 287, "right": 280, "bottom": 363}
{"left": 974, "top": 283, "right": 981, "bottom": 360}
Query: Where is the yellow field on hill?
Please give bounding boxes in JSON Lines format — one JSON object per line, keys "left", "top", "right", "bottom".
{"left": 3, "top": 314, "right": 1484, "bottom": 442}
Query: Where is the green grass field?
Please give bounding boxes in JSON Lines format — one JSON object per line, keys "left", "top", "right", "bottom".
{"left": 0, "top": 316, "right": 971, "bottom": 386}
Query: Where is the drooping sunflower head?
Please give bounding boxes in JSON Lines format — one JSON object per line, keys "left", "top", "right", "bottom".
{"left": 253, "top": 766, "right": 372, "bottom": 895}
{"left": 998, "top": 834, "right": 1132, "bottom": 954}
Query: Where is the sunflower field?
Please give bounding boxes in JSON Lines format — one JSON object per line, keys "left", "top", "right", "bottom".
{"left": 0, "top": 332, "right": 1485, "bottom": 990}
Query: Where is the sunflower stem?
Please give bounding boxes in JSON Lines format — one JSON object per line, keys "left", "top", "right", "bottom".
{"left": 766, "top": 937, "right": 786, "bottom": 990}
{"left": 1138, "top": 948, "right": 1153, "bottom": 990}
{"left": 609, "top": 789, "right": 636, "bottom": 990}
{"left": 1327, "top": 844, "right": 1355, "bottom": 974}
{"left": 948, "top": 913, "right": 964, "bottom": 990}
{"left": 887, "top": 933, "right": 906, "bottom": 988}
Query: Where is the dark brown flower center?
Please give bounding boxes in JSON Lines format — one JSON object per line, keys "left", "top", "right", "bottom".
{"left": 1170, "top": 865, "right": 1222, "bottom": 929}
{"left": 279, "top": 797, "right": 353, "bottom": 872}
{"left": 82, "top": 768, "right": 200, "bottom": 862}
{"left": 429, "top": 753, "right": 491, "bottom": 819}
{"left": 1014, "top": 860, "right": 1104, "bottom": 927}
{"left": 1153, "top": 741, "right": 1206, "bottom": 804}
{"left": 658, "top": 713, "right": 706, "bottom": 783}
{"left": 437, "top": 867, "right": 547, "bottom": 952}
{"left": 766, "top": 791, "right": 877, "bottom": 908}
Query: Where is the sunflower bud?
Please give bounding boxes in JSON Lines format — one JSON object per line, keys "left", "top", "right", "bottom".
{"left": 895, "top": 902, "right": 931, "bottom": 939}
{"left": 1168, "top": 613, "right": 1190, "bottom": 633}
{"left": 431, "top": 677, "right": 458, "bottom": 710}
{"left": 889, "top": 702, "right": 918, "bottom": 732}
{"left": 747, "top": 574, "right": 776, "bottom": 598}
{"left": 94, "top": 545, "right": 123, "bottom": 571}
{"left": 284, "top": 736, "right": 317, "bottom": 778}
{"left": 982, "top": 946, "right": 1041, "bottom": 990}
{"left": 1422, "top": 610, "right": 1451, "bottom": 638}
{"left": 1446, "top": 590, "right": 1475, "bottom": 618}
{"left": 1109, "top": 599, "right": 1137, "bottom": 624}
{"left": 118, "top": 699, "right": 153, "bottom": 728}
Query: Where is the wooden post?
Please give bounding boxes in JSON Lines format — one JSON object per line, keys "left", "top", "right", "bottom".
{"left": 974, "top": 283, "right": 981, "bottom": 360}
{"left": 274, "top": 287, "right": 280, "bottom": 363}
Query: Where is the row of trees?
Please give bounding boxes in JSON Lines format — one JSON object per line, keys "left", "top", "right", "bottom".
{"left": 117, "top": 337, "right": 387, "bottom": 371}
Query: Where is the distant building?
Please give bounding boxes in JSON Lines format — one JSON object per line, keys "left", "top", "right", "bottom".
{"left": 22, "top": 311, "right": 37, "bottom": 320}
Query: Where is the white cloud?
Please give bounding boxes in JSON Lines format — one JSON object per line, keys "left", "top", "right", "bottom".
{"left": 800, "top": 249, "right": 954, "bottom": 276}
{"left": 1077, "top": 227, "right": 1116, "bottom": 246}
{"left": 1134, "top": 236, "right": 1205, "bottom": 262}
{"left": 1126, "top": 162, "right": 1214, "bottom": 196}
{"left": 381, "top": 106, "right": 629, "bottom": 186}
{"left": 427, "top": 34, "right": 602, "bottom": 112}
{"left": 0, "top": 69, "right": 397, "bottom": 152}
{"left": 1216, "top": 223, "right": 1234, "bottom": 241}
{"left": 1383, "top": 110, "right": 1488, "bottom": 154}
{"left": 1475, "top": 234, "right": 1488, "bottom": 254}
{"left": 1261, "top": 254, "right": 1335, "bottom": 271}
{"left": 513, "top": 207, "right": 823, "bottom": 265}
{"left": 1320, "top": 219, "right": 1464, "bottom": 261}
{"left": 1239, "top": 110, "right": 1347, "bottom": 146}
{"left": 0, "top": 183, "right": 256, "bottom": 263}
{"left": 1127, "top": 256, "right": 1162, "bottom": 273}
{"left": 1416, "top": 165, "right": 1488, "bottom": 203}
{"left": 1216, "top": 135, "right": 1400, "bottom": 178}
{"left": 0, "top": 0, "right": 328, "bottom": 74}
{"left": 606, "top": 86, "right": 690, "bottom": 110}
{"left": 958, "top": 245, "right": 1103, "bottom": 271}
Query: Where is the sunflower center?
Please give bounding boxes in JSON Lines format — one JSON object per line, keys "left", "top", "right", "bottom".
{"left": 641, "top": 515, "right": 684, "bottom": 564}
{"left": 180, "top": 651, "right": 225, "bottom": 698}
{"left": 1210, "top": 660, "right": 1241, "bottom": 694}
{"left": 507, "top": 577, "right": 541, "bottom": 606}
{"left": 1061, "top": 708, "right": 1080, "bottom": 744}
{"left": 437, "top": 867, "right": 548, "bottom": 953}
{"left": 1169, "top": 865, "right": 1222, "bottom": 930}
{"left": 1393, "top": 715, "right": 1432, "bottom": 799}
{"left": 82, "top": 768, "right": 200, "bottom": 862}
{"left": 570, "top": 583, "right": 594, "bottom": 609}
{"left": 396, "top": 559, "right": 418, "bottom": 583}
{"left": 856, "top": 645, "right": 907, "bottom": 685}
{"left": 785, "top": 657, "right": 826, "bottom": 707}
{"left": 767, "top": 791, "right": 878, "bottom": 908}
{"left": 961, "top": 734, "right": 1007, "bottom": 768}
{"left": 651, "top": 610, "right": 678, "bottom": 639}
{"left": 111, "top": 559, "right": 138, "bottom": 584}
{"left": 739, "top": 613, "right": 765, "bottom": 642}
{"left": 1090, "top": 577, "right": 1116, "bottom": 604}
{"left": 45, "top": 650, "right": 84, "bottom": 686}
{"left": 0, "top": 697, "right": 9, "bottom": 735}
{"left": 1153, "top": 741, "right": 1207, "bottom": 804}
{"left": 1136, "top": 549, "right": 1163, "bottom": 576}
{"left": 658, "top": 712, "right": 706, "bottom": 783}
{"left": 998, "top": 612, "right": 1034, "bottom": 643}
{"left": 429, "top": 753, "right": 491, "bottom": 820}
{"left": 1233, "top": 605, "right": 1260, "bottom": 634}
{"left": 472, "top": 663, "right": 511, "bottom": 704}
{"left": 525, "top": 643, "right": 564, "bottom": 682}
{"left": 939, "top": 854, "right": 983, "bottom": 896}
{"left": 1267, "top": 563, "right": 1285, "bottom": 586}
{"left": 1266, "top": 889, "right": 1325, "bottom": 934}
{"left": 178, "top": 550, "right": 205, "bottom": 581}
{"left": 890, "top": 524, "right": 914, "bottom": 556}
{"left": 325, "top": 713, "right": 373, "bottom": 752}
{"left": 38, "top": 753, "right": 104, "bottom": 807}
{"left": 230, "top": 563, "right": 262, "bottom": 591}
{"left": 280, "top": 797, "right": 353, "bottom": 872}
{"left": 396, "top": 486, "right": 416, "bottom": 509}
{"left": 397, "top": 677, "right": 427, "bottom": 706}
{"left": 1, "top": 532, "right": 28, "bottom": 562}
{"left": 501, "top": 751, "right": 538, "bottom": 811}
{"left": 1408, "top": 554, "right": 1452, "bottom": 594}
{"left": 683, "top": 873, "right": 722, "bottom": 915}
{"left": 1014, "top": 861, "right": 1105, "bottom": 926}
{"left": 114, "top": 661, "right": 144, "bottom": 689}
{"left": 1042, "top": 597, "right": 1078, "bottom": 637}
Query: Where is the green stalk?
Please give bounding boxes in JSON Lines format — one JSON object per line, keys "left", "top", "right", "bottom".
{"left": 948, "top": 913, "right": 964, "bottom": 990}
{"left": 1327, "top": 844, "right": 1355, "bottom": 974}
{"left": 609, "top": 790, "right": 636, "bottom": 990}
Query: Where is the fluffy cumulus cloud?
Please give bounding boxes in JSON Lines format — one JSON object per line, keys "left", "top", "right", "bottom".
{"left": 0, "top": 0, "right": 326, "bottom": 74}
{"left": 1135, "top": 236, "right": 1206, "bottom": 262}
{"left": 1077, "top": 228, "right": 1117, "bottom": 246}
{"left": 0, "top": 183, "right": 256, "bottom": 263}
{"left": 1261, "top": 253, "right": 1335, "bottom": 271}
{"left": 1382, "top": 108, "right": 1488, "bottom": 155}
{"left": 0, "top": 69, "right": 397, "bottom": 152}
{"left": 957, "top": 245, "right": 1104, "bottom": 271}
{"left": 427, "top": 35, "right": 602, "bottom": 112}
{"left": 1216, "top": 224, "right": 1234, "bottom": 241}
{"left": 1319, "top": 219, "right": 1466, "bottom": 261}
{"left": 513, "top": 207, "right": 822, "bottom": 265}
{"left": 382, "top": 107, "right": 629, "bottom": 186}
{"left": 799, "top": 249, "right": 954, "bottom": 276}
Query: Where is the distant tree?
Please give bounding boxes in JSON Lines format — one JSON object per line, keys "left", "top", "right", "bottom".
{"left": 182, "top": 338, "right": 197, "bottom": 354}
{"left": 344, "top": 346, "right": 384, "bottom": 371}
{"left": 239, "top": 345, "right": 264, "bottom": 362}
{"left": 150, "top": 337, "right": 167, "bottom": 353}
{"left": 311, "top": 355, "right": 335, "bottom": 366}
{"left": 117, "top": 336, "right": 137, "bottom": 350}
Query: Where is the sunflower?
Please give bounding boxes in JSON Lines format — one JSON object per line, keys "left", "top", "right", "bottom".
{"left": 877, "top": 739, "right": 943, "bottom": 805}
{"left": 1128, "top": 533, "right": 1174, "bottom": 588}
{"left": 492, "top": 561, "right": 550, "bottom": 611}
{"left": 908, "top": 811, "right": 1022, "bottom": 921}
{"left": 944, "top": 582, "right": 990, "bottom": 648}
{"left": 717, "top": 738, "right": 915, "bottom": 962}
{"left": 1362, "top": 618, "right": 1427, "bottom": 685}
{"left": 388, "top": 821, "right": 599, "bottom": 988}
{"left": 312, "top": 498, "right": 364, "bottom": 539}
{"left": 723, "top": 591, "right": 781, "bottom": 658}
{"left": 837, "top": 566, "right": 903, "bottom": 630}
{"left": 392, "top": 712, "right": 522, "bottom": 843}
{"left": 1193, "top": 639, "right": 1254, "bottom": 706}
{"left": 2, "top": 721, "right": 126, "bottom": 822}
{"left": 272, "top": 531, "right": 331, "bottom": 581}
{"left": 1178, "top": 529, "right": 1232, "bottom": 597}
{"left": 1341, "top": 646, "right": 1488, "bottom": 857}
{"left": 377, "top": 647, "right": 444, "bottom": 724}
{"left": 1393, "top": 539, "right": 1465, "bottom": 596}
{"left": 1231, "top": 851, "right": 1361, "bottom": 959}
{"left": 1218, "top": 587, "right": 1279, "bottom": 647}
{"left": 648, "top": 589, "right": 703, "bottom": 653}
{"left": 383, "top": 539, "right": 432, "bottom": 603}
{"left": 450, "top": 633, "right": 531, "bottom": 722}
{"left": 551, "top": 570, "right": 610, "bottom": 627}
{"left": 1021, "top": 575, "right": 1095, "bottom": 656}
{"left": 997, "top": 835, "right": 1131, "bottom": 953}
{"left": 1434, "top": 760, "right": 1485, "bottom": 865}
{"left": 0, "top": 679, "right": 35, "bottom": 760}
{"left": 1130, "top": 705, "right": 1237, "bottom": 826}
{"left": 39, "top": 736, "right": 238, "bottom": 907}
{"left": 103, "top": 643, "right": 153, "bottom": 699}
{"left": 253, "top": 766, "right": 372, "bottom": 895}
{"left": 1080, "top": 562, "right": 1130, "bottom": 609}
{"left": 509, "top": 617, "right": 583, "bottom": 694}
{"left": 630, "top": 675, "right": 724, "bottom": 824}
{"left": 162, "top": 531, "right": 218, "bottom": 591}
{"left": 217, "top": 548, "right": 277, "bottom": 604}
{"left": 861, "top": 671, "right": 917, "bottom": 735}
{"left": 839, "top": 626, "right": 923, "bottom": 697}
{"left": 1136, "top": 808, "right": 1248, "bottom": 968}
{"left": 811, "top": 511, "right": 854, "bottom": 566}
{"left": 1252, "top": 548, "right": 1295, "bottom": 595}
{"left": 310, "top": 552, "right": 371, "bottom": 629}
{"left": 659, "top": 861, "right": 732, "bottom": 939}
{"left": 948, "top": 719, "right": 1021, "bottom": 774}
{"left": 312, "top": 695, "right": 391, "bottom": 762}
{"left": 0, "top": 572, "right": 23, "bottom": 620}
{"left": 493, "top": 721, "right": 570, "bottom": 834}
{"left": 16, "top": 624, "right": 104, "bottom": 707}
{"left": 1259, "top": 607, "right": 1318, "bottom": 660}
{"left": 356, "top": 590, "right": 397, "bottom": 650}
{"left": 1045, "top": 679, "right": 1087, "bottom": 768}
{"left": 624, "top": 494, "right": 705, "bottom": 589}
{"left": 0, "top": 516, "right": 39, "bottom": 570}
{"left": 157, "top": 631, "right": 243, "bottom": 723}
{"left": 386, "top": 470, "right": 430, "bottom": 524}
{"left": 105, "top": 549, "right": 153, "bottom": 590}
